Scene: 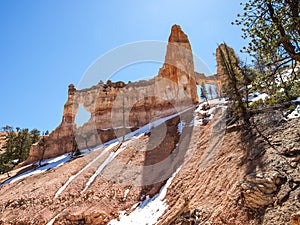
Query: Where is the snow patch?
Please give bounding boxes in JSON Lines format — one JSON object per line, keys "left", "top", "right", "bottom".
{"left": 288, "top": 105, "right": 300, "bottom": 119}
{"left": 192, "top": 102, "right": 221, "bottom": 127}
{"left": 108, "top": 166, "right": 182, "bottom": 225}
{"left": 125, "top": 106, "right": 193, "bottom": 139}
{"left": 55, "top": 142, "right": 119, "bottom": 198}
{"left": 124, "top": 189, "right": 130, "bottom": 199}
{"left": 248, "top": 92, "right": 268, "bottom": 103}
{"left": 1, "top": 153, "right": 72, "bottom": 186}
{"left": 275, "top": 67, "right": 299, "bottom": 84}
{"left": 292, "top": 97, "right": 300, "bottom": 104}
{"left": 81, "top": 141, "right": 130, "bottom": 193}
{"left": 207, "top": 98, "right": 227, "bottom": 105}
{"left": 177, "top": 121, "right": 185, "bottom": 133}
{"left": 1, "top": 106, "right": 192, "bottom": 187}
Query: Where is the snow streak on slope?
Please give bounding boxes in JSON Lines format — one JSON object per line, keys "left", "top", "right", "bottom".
{"left": 123, "top": 106, "right": 193, "bottom": 139}
{"left": 55, "top": 107, "right": 193, "bottom": 197}
{"left": 54, "top": 142, "right": 119, "bottom": 198}
{"left": 108, "top": 167, "right": 182, "bottom": 225}
{"left": 81, "top": 140, "right": 133, "bottom": 193}
{"left": 0, "top": 154, "right": 72, "bottom": 186}
{"left": 1, "top": 107, "right": 193, "bottom": 189}
{"left": 45, "top": 213, "right": 61, "bottom": 225}
{"left": 0, "top": 139, "right": 122, "bottom": 187}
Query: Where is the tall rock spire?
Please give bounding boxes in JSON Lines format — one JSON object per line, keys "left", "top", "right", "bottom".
{"left": 215, "top": 44, "right": 239, "bottom": 95}
{"left": 158, "top": 25, "right": 198, "bottom": 103}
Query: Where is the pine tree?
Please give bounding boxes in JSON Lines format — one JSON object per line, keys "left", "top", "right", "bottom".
{"left": 234, "top": 0, "right": 300, "bottom": 101}
{"left": 30, "top": 129, "right": 40, "bottom": 144}
{"left": 0, "top": 127, "right": 41, "bottom": 175}
{"left": 71, "top": 133, "right": 80, "bottom": 158}
{"left": 0, "top": 131, "right": 17, "bottom": 176}
{"left": 200, "top": 82, "right": 208, "bottom": 103}
{"left": 218, "top": 43, "right": 250, "bottom": 125}
{"left": 208, "top": 85, "right": 214, "bottom": 99}
{"left": 38, "top": 136, "right": 48, "bottom": 167}
{"left": 235, "top": 0, "right": 300, "bottom": 63}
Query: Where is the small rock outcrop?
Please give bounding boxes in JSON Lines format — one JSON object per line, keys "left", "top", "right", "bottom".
{"left": 291, "top": 212, "right": 300, "bottom": 225}
{"left": 241, "top": 171, "right": 286, "bottom": 209}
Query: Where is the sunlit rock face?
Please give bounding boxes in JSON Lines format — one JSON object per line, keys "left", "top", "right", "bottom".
{"left": 22, "top": 25, "right": 223, "bottom": 165}
{"left": 158, "top": 24, "right": 198, "bottom": 103}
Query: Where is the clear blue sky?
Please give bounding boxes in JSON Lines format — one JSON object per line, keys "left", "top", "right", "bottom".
{"left": 0, "top": 0, "right": 248, "bottom": 132}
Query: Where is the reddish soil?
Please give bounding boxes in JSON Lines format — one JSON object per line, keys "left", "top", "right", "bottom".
{"left": 0, "top": 107, "right": 299, "bottom": 225}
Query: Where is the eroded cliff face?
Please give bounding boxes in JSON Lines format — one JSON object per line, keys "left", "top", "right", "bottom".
{"left": 23, "top": 25, "right": 221, "bottom": 165}
{"left": 215, "top": 43, "right": 240, "bottom": 94}
{"left": 21, "top": 26, "right": 189, "bottom": 165}
{"left": 158, "top": 25, "right": 198, "bottom": 103}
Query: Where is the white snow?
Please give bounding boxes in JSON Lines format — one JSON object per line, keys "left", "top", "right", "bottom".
{"left": 0, "top": 153, "right": 72, "bottom": 186}
{"left": 46, "top": 213, "right": 60, "bottom": 225}
{"left": 124, "top": 189, "right": 130, "bottom": 199}
{"left": 190, "top": 115, "right": 203, "bottom": 127}
{"left": 1, "top": 106, "right": 193, "bottom": 188}
{"left": 292, "top": 97, "right": 300, "bottom": 103}
{"left": 207, "top": 106, "right": 216, "bottom": 115}
{"left": 276, "top": 67, "right": 299, "bottom": 84}
{"left": 207, "top": 98, "right": 227, "bottom": 105}
{"left": 123, "top": 106, "right": 193, "bottom": 140}
{"left": 11, "top": 159, "right": 19, "bottom": 164}
{"left": 248, "top": 92, "right": 268, "bottom": 103}
{"left": 288, "top": 105, "right": 300, "bottom": 119}
{"left": 81, "top": 141, "right": 130, "bottom": 193}
{"left": 55, "top": 142, "right": 119, "bottom": 198}
{"left": 177, "top": 121, "right": 185, "bottom": 133}
{"left": 191, "top": 101, "right": 224, "bottom": 127}
{"left": 108, "top": 166, "right": 182, "bottom": 225}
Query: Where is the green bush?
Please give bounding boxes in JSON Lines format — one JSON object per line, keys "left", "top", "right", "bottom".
{"left": 0, "top": 127, "right": 41, "bottom": 175}
{"left": 289, "top": 105, "right": 296, "bottom": 111}
{"left": 250, "top": 99, "right": 264, "bottom": 109}
{"left": 265, "top": 97, "right": 278, "bottom": 106}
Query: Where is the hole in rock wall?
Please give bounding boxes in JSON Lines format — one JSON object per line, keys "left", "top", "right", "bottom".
{"left": 197, "top": 84, "right": 217, "bottom": 100}
{"left": 75, "top": 104, "right": 91, "bottom": 127}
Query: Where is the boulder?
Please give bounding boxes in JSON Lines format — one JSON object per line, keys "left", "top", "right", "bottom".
{"left": 241, "top": 171, "right": 286, "bottom": 209}
{"left": 291, "top": 212, "right": 300, "bottom": 225}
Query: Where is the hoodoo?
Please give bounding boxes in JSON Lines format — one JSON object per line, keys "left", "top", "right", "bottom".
{"left": 158, "top": 24, "right": 198, "bottom": 103}
{"left": 21, "top": 25, "right": 221, "bottom": 167}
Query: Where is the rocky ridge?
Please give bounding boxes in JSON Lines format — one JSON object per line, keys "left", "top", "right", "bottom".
{"left": 22, "top": 25, "right": 222, "bottom": 166}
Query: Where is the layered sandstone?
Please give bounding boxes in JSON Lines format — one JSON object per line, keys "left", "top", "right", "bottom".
{"left": 215, "top": 43, "right": 240, "bottom": 94}
{"left": 158, "top": 25, "right": 198, "bottom": 103}
{"left": 22, "top": 25, "right": 221, "bottom": 165}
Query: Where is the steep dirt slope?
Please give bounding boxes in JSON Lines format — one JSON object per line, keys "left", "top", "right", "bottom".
{"left": 159, "top": 106, "right": 254, "bottom": 225}
{"left": 0, "top": 106, "right": 196, "bottom": 225}
{"left": 0, "top": 104, "right": 299, "bottom": 225}
{"left": 158, "top": 109, "right": 300, "bottom": 225}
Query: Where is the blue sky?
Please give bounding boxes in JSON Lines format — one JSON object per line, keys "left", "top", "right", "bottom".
{"left": 0, "top": 0, "right": 247, "bottom": 132}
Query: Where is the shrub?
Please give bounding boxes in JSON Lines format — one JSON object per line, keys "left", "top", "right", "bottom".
{"left": 289, "top": 105, "right": 296, "bottom": 111}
